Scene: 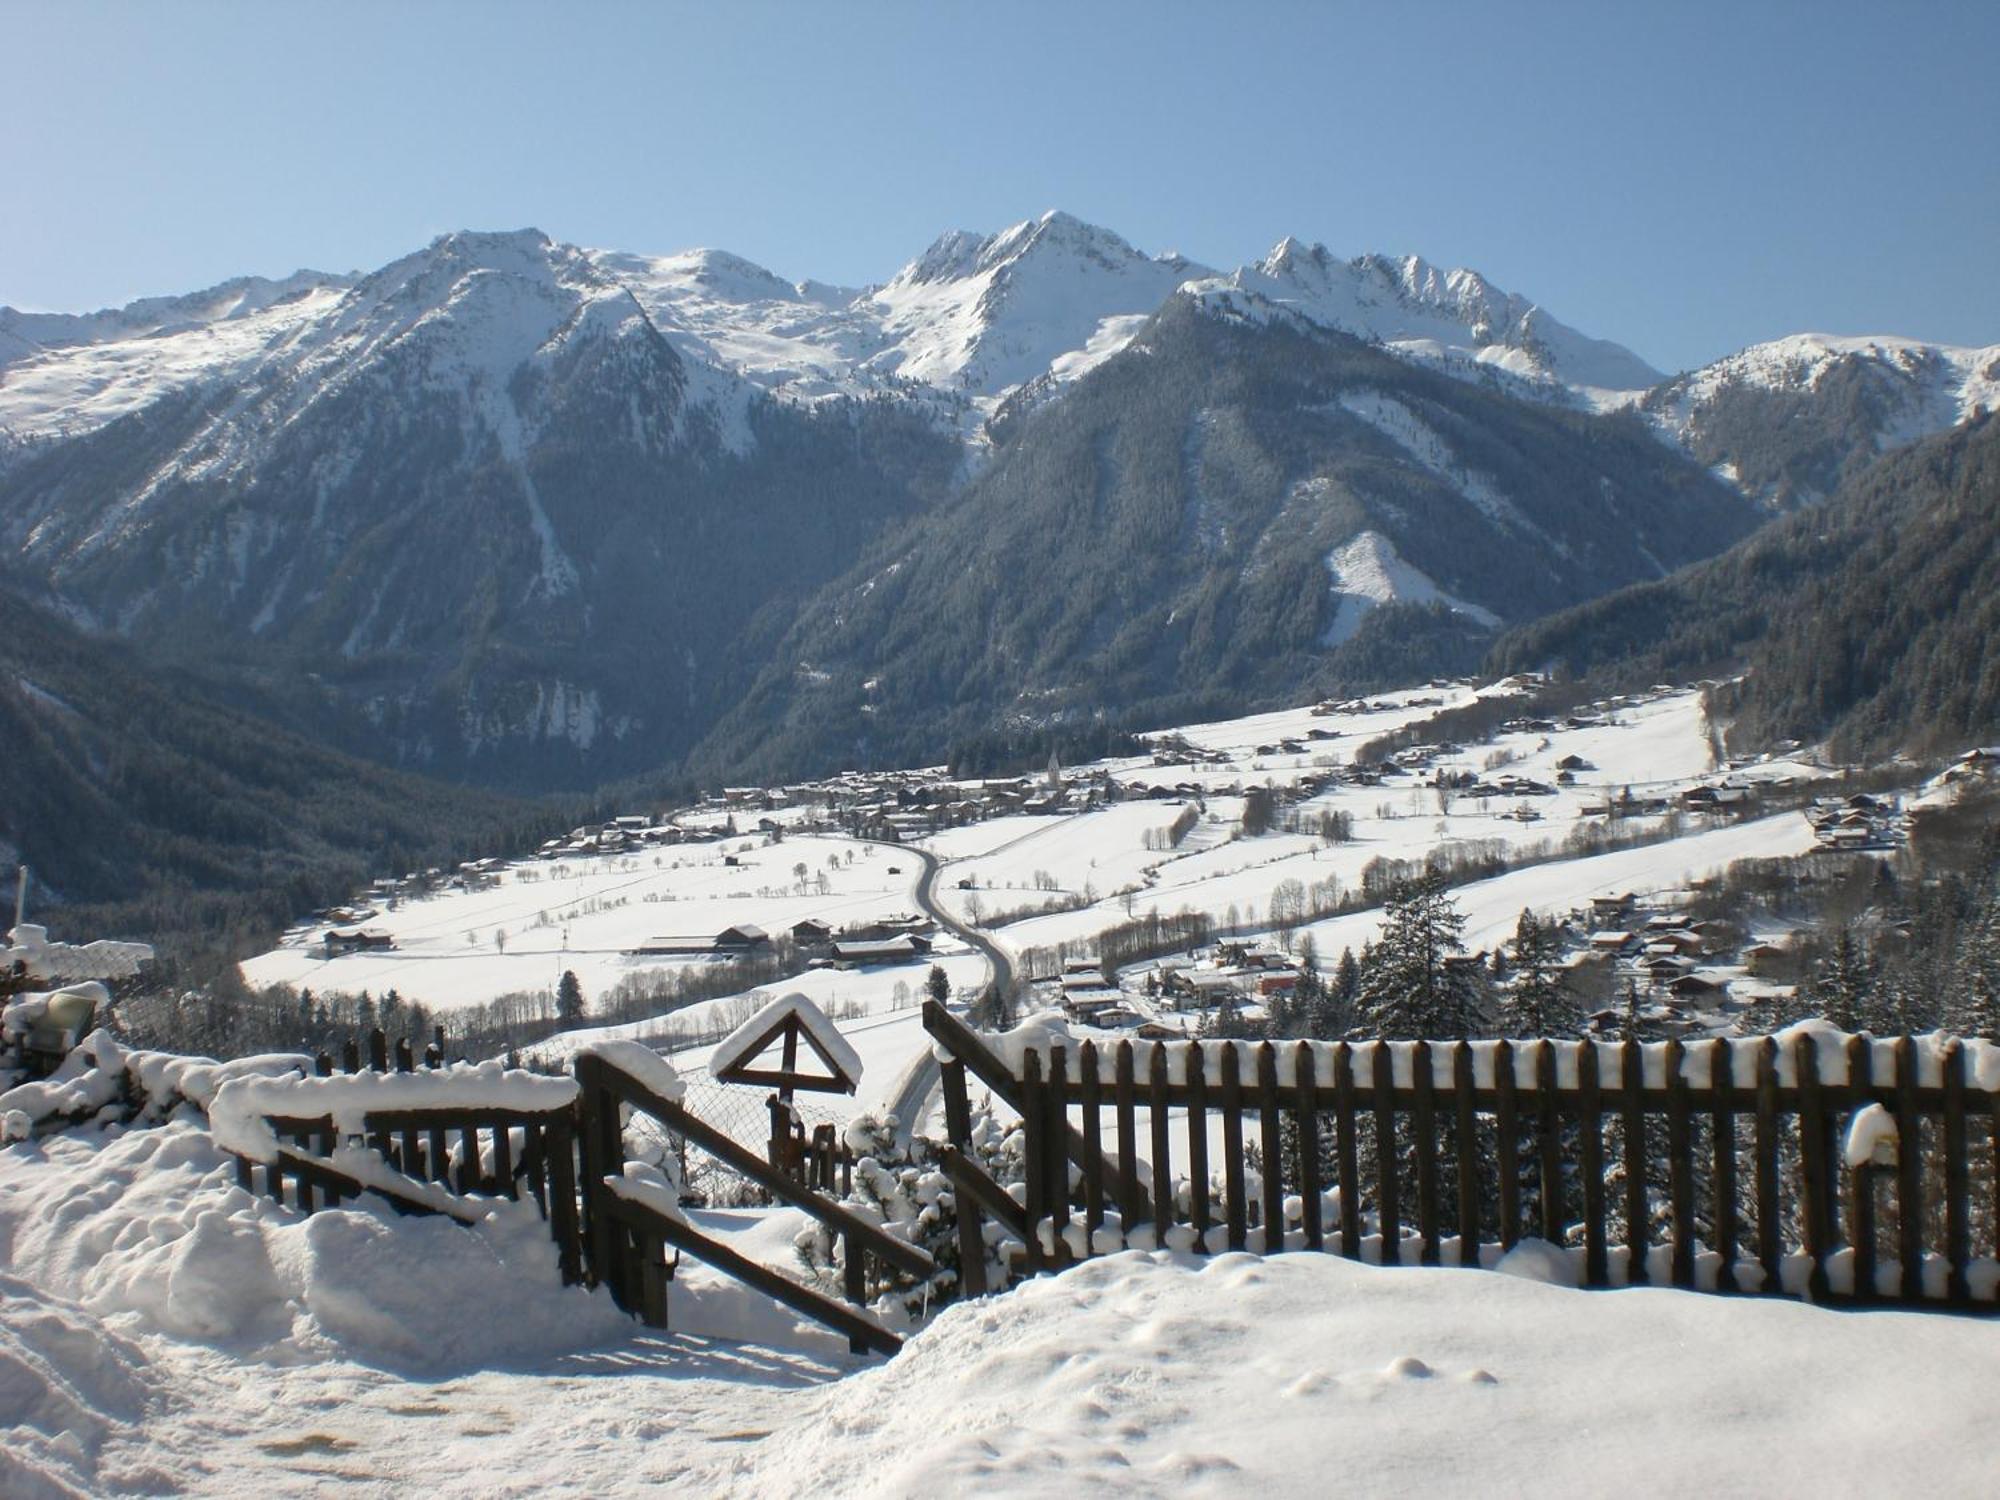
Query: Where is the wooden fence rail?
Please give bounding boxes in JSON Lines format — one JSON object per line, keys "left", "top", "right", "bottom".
{"left": 924, "top": 1002, "right": 2000, "bottom": 1311}
{"left": 573, "top": 1049, "right": 929, "bottom": 1353}
{"left": 226, "top": 1027, "right": 581, "bottom": 1281}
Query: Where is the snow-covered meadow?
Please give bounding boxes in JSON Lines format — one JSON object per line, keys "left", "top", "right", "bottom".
{"left": 231, "top": 682, "right": 1842, "bottom": 1139}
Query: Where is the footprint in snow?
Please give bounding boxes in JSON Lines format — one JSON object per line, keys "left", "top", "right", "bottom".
{"left": 1282, "top": 1369, "right": 1330, "bottom": 1398}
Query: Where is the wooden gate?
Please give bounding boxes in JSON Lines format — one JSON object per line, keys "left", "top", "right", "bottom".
{"left": 573, "top": 1047, "right": 932, "bottom": 1354}
{"left": 924, "top": 1001, "right": 2000, "bottom": 1312}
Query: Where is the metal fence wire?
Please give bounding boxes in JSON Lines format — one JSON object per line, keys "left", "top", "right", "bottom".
{"left": 635, "top": 1074, "right": 853, "bottom": 1208}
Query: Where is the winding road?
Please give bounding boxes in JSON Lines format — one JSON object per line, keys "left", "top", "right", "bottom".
{"left": 899, "top": 844, "right": 1016, "bottom": 1002}
{"left": 871, "top": 841, "right": 1017, "bottom": 1142}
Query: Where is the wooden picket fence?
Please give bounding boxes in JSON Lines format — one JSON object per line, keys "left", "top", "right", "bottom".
{"left": 220, "top": 1028, "right": 921, "bottom": 1354}
{"left": 924, "top": 1002, "right": 2000, "bottom": 1311}
{"left": 229, "top": 1028, "right": 581, "bottom": 1280}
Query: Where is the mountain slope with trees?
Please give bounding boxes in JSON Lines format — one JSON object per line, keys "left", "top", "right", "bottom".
{"left": 1490, "top": 411, "right": 2000, "bottom": 759}
{"left": 0, "top": 582, "right": 556, "bottom": 954}
{"left": 689, "top": 295, "right": 1759, "bottom": 780}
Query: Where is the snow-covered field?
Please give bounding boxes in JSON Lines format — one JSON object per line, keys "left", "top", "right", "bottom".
{"left": 241, "top": 834, "right": 921, "bottom": 1014}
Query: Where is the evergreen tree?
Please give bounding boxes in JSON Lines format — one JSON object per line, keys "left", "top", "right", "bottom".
{"left": 1499, "top": 909, "right": 1579, "bottom": 1037}
{"left": 925, "top": 964, "right": 952, "bottom": 1008}
{"left": 556, "top": 969, "right": 586, "bottom": 1029}
{"left": 1809, "top": 925, "right": 1877, "bottom": 1031}
{"left": 1945, "top": 899, "right": 2000, "bottom": 1040}
{"left": 1333, "top": 947, "right": 1360, "bottom": 1014}
{"left": 1355, "top": 875, "right": 1484, "bottom": 1039}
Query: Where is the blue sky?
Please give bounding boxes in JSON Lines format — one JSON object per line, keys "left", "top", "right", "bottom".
{"left": 3, "top": 0, "right": 1995, "bottom": 373}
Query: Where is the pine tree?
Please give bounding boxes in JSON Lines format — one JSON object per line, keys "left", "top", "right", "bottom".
{"left": 1355, "top": 875, "right": 1483, "bottom": 1039}
{"left": 556, "top": 969, "right": 586, "bottom": 1029}
{"left": 1333, "top": 947, "right": 1360, "bottom": 1014}
{"left": 1499, "top": 909, "right": 1579, "bottom": 1038}
{"left": 1809, "top": 925, "right": 1876, "bottom": 1031}
{"left": 1945, "top": 899, "right": 2000, "bottom": 1040}
{"left": 925, "top": 964, "right": 951, "bottom": 1007}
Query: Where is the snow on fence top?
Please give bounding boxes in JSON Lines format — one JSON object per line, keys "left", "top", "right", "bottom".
{"left": 2, "top": 923, "right": 154, "bottom": 981}
{"left": 1, "top": 1028, "right": 313, "bottom": 1139}
{"left": 575, "top": 1039, "right": 686, "bottom": 1102}
{"left": 956, "top": 1011, "right": 2000, "bottom": 1093}
{"left": 709, "top": 991, "right": 864, "bottom": 1088}
{"left": 211, "top": 1060, "right": 579, "bottom": 1163}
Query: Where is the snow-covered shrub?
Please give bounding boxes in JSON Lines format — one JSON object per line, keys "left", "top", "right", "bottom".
{"left": 794, "top": 1105, "right": 1028, "bottom": 1323}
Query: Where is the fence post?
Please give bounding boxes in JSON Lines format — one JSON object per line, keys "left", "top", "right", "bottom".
{"left": 1149, "top": 1044, "right": 1173, "bottom": 1245}
{"left": 1080, "top": 1041, "right": 1104, "bottom": 1245}
{"left": 1579, "top": 1040, "right": 1608, "bottom": 1287}
{"left": 1665, "top": 1037, "right": 1694, "bottom": 1288}
{"left": 1849, "top": 1036, "right": 1877, "bottom": 1301}
{"left": 1413, "top": 1039, "right": 1440, "bottom": 1266}
{"left": 1371, "top": 1043, "right": 1397, "bottom": 1266}
{"left": 1186, "top": 1043, "right": 1211, "bottom": 1252}
{"left": 1334, "top": 1041, "right": 1360, "bottom": 1260}
{"left": 1622, "top": 1039, "right": 1648, "bottom": 1286}
{"left": 1796, "top": 1033, "right": 1833, "bottom": 1301}
{"left": 1047, "top": 1045, "right": 1072, "bottom": 1263}
{"left": 940, "top": 1060, "right": 987, "bottom": 1298}
{"left": 1021, "top": 1049, "right": 1045, "bottom": 1273}
{"left": 1893, "top": 1034, "right": 1924, "bottom": 1302}
{"left": 1711, "top": 1039, "right": 1738, "bottom": 1293}
{"left": 1257, "top": 1042, "right": 1284, "bottom": 1253}
{"left": 843, "top": 1235, "right": 869, "bottom": 1354}
{"left": 546, "top": 1108, "right": 582, "bottom": 1286}
{"left": 1495, "top": 1039, "right": 1519, "bottom": 1251}
{"left": 1114, "top": 1041, "right": 1141, "bottom": 1233}
{"left": 1453, "top": 1041, "right": 1479, "bottom": 1268}
{"left": 1293, "top": 1042, "right": 1323, "bottom": 1252}
{"left": 1754, "top": 1037, "right": 1781, "bottom": 1293}
{"left": 1942, "top": 1039, "right": 1970, "bottom": 1307}
{"left": 1537, "top": 1040, "right": 1563, "bottom": 1249}
{"left": 1220, "top": 1043, "right": 1247, "bottom": 1252}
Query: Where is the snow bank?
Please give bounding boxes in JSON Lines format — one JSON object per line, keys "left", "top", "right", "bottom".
{"left": 0, "top": 1273, "right": 159, "bottom": 1500}
{"left": 732, "top": 1249, "right": 2000, "bottom": 1496}
{"left": 0, "top": 1122, "right": 628, "bottom": 1377}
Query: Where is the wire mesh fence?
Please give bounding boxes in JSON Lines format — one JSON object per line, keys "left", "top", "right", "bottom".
{"left": 630, "top": 1074, "right": 855, "bottom": 1207}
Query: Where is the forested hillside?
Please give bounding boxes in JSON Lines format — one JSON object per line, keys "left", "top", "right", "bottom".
{"left": 1491, "top": 411, "right": 2000, "bottom": 758}
{"left": 0, "top": 583, "right": 561, "bottom": 953}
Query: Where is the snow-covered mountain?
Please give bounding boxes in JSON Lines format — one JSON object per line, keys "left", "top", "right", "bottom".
{"left": 2, "top": 212, "right": 1988, "bottom": 788}
{"left": 1183, "top": 239, "right": 1664, "bottom": 403}
{"left": 0, "top": 228, "right": 954, "bottom": 786}
{"left": 0, "top": 212, "right": 1667, "bottom": 458}
{"left": 1638, "top": 333, "right": 2000, "bottom": 507}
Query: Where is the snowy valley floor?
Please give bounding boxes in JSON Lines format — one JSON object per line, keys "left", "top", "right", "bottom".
{"left": 7, "top": 1122, "right": 1999, "bottom": 1498}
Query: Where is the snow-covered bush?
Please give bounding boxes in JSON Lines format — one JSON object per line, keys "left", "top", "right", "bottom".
{"left": 794, "top": 1105, "right": 1028, "bottom": 1322}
